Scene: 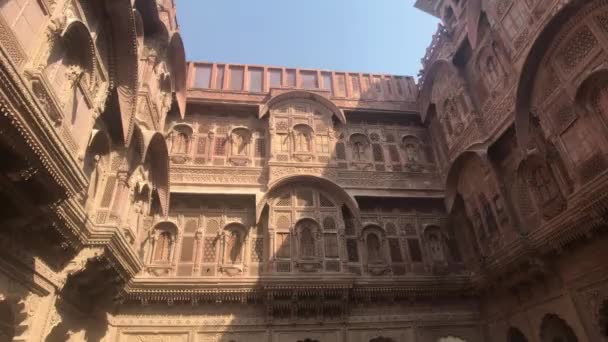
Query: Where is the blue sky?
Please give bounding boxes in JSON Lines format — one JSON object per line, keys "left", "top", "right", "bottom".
{"left": 175, "top": 0, "right": 439, "bottom": 77}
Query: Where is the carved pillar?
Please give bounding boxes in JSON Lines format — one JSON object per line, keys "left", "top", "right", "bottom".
{"left": 192, "top": 229, "right": 204, "bottom": 274}
{"left": 110, "top": 171, "right": 129, "bottom": 224}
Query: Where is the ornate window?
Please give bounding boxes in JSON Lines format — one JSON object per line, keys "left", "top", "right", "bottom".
{"left": 349, "top": 133, "right": 370, "bottom": 161}
{"left": 230, "top": 128, "right": 251, "bottom": 157}
{"left": 425, "top": 226, "right": 445, "bottom": 262}
{"left": 366, "top": 233, "right": 383, "bottom": 263}
{"left": 324, "top": 233, "right": 339, "bottom": 258}
{"left": 293, "top": 124, "right": 313, "bottom": 153}
{"left": 222, "top": 224, "right": 246, "bottom": 265}
{"left": 316, "top": 135, "right": 330, "bottom": 154}
{"left": 362, "top": 226, "right": 387, "bottom": 269}
{"left": 403, "top": 136, "right": 422, "bottom": 164}
{"left": 170, "top": 125, "right": 193, "bottom": 154}
{"left": 296, "top": 219, "right": 319, "bottom": 259}
{"left": 151, "top": 223, "right": 177, "bottom": 264}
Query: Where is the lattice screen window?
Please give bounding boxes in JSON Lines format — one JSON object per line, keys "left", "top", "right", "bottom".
{"left": 323, "top": 216, "right": 336, "bottom": 230}
{"left": 197, "top": 136, "right": 207, "bottom": 154}
{"left": 388, "top": 238, "right": 403, "bottom": 263}
{"left": 372, "top": 144, "right": 384, "bottom": 162}
{"left": 251, "top": 237, "right": 264, "bottom": 262}
{"left": 324, "top": 234, "right": 339, "bottom": 258}
{"left": 202, "top": 237, "right": 217, "bottom": 262}
{"left": 255, "top": 138, "right": 266, "bottom": 157}
{"left": 296, "top": 190, "right": 314, "bottom": 207}
{"left": 407, "top": 239, "right": 423, "bottom": 262}
{"left": 213, "top": 137, "right": 227, "bottom": 155}
{"left": 276, "top": 215, "right": 290, "bottom": 230}
{"left": 316, "top": 135, "right": 330, "bottom": 153}
{"left": 385, "top": 222, "right": 397, "bottom": 236}
{"left": 206, "top": 219, "right": 220, "bottom": 235}
{"left": 276, "top": 193, "right": 292, "bottom": 207}
{"left": 319, "top": 193, "right": 334, "bottom": 207}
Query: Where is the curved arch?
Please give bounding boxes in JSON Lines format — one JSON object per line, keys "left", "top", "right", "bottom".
{"left": 134, "top": 0, "right": 169, "bottom": 42}
{"left": 152, "top": 220, "right": 178, "bottom": 233}
{"left": 514, "top": 0, "right": 595, "bottom": 148}
{"left": 105, "top": 0, "right": 139, "bottom": 146}
{"left": 141, "top": 129, "right": 170, "bottom": 216}
{"left": 256, "top": 175, "right": 359, "bottom": 223}
{"left": 444, "top": 149, "right": 488, "bottom": 212}
{"left": 259, "top": 90, "right": 346, "bottom": 123}
{"left": 169, "top": 122, "right": 194, "bottom": 136}
{"left": 508, "top": 327, "right": 529, "bottom": 342}
{"left": 539, "top": 314, "right": 578, "bottom": 342}
{"left": 361, "top": 224, "right": 385, "bottom": 236}
{"left": 61, "top": 19, "right": 96, "bottom": 79}
{"left": 349, "top": 132, "right": 371, "bottom": 144}
{"left": 168, "top": 32, "right": 187, "bottom": 119}
{"left": 419, "top": 59, "right": 459, "bottom": 122}
{"left": 574, "top": 67, "right": 608, "bottom": 114}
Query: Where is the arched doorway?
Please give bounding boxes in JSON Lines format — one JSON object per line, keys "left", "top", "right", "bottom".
{"left": 508, "top": 327, "right": 529, "bottom": 342}
{"left": 540, "top": 314, "right": 578, "bottom": 342}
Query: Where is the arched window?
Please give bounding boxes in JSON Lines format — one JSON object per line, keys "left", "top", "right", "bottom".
{"left": 151, "top": 222, "right": 177, "bottom": 264}
{"left": 154, "top": 231, "right": 172, "bottom": 263}
{"left": 350, "top": 134, "right": 370, "bottom": 161}
{"left": 403, "top": 136, "right": 422, "bottom": 163}
{"left": 45, "top": 22, "right": 96, "bottom": 148}
{"left": 230, "top": 128, "right": 251, "bottom": 157}
{"left": 425, "top": 226, "right": 445, "bottom": 262}
{"left": 170, "top": 125, "right": 193, "bottom": 155}
{"left": 540, "top": 314, "right": 578, "bottom": 342}
{"left": 223, "top": 224, "right": 246, "bottom": 265}
{"left": 293, "top": 125, "right": 313, "bottom": 153}
{"left": 296, "top": 219, "right": 319, "bottom": 259}
{"left": 366, "top": 233, "right": 383, "bottom": 264}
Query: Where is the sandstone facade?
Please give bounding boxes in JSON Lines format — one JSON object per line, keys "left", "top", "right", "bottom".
{"left": 0, "top": 0, "right": 607, "bottom": 341}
